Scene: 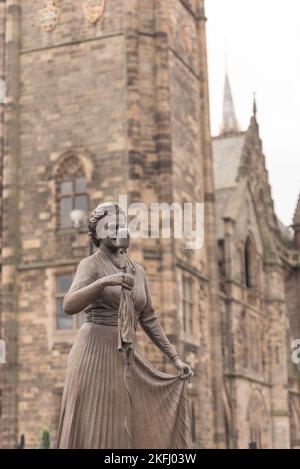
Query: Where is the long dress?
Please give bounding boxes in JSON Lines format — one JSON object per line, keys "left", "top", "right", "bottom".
{"left": 57, "top": 247, "right": 192, "bottom": 449}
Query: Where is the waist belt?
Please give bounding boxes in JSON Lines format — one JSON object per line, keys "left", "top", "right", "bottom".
{"left": 86, "top": 310, "right": 118, "bottom": 327}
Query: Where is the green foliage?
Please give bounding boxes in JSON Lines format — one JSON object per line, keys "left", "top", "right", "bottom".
{"left": 38, "top": 427, "right": 51, "bottom": 449}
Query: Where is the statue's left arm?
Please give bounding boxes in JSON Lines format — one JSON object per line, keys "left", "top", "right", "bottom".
{"left": 139, "top": 269, "right": 193, "bottom": 380}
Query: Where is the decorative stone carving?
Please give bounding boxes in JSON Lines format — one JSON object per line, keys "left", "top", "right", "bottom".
{"left": 39, "top": 1, "right": 60, "bottom": 32}
{"left": 182, "top": 24, "right": 193, "bottom": 53}
{"left": 168, "top": 1, "right": 177, "bottom": 40}
{"left": 82, "top": 0, "right": 106, "bottom": 24}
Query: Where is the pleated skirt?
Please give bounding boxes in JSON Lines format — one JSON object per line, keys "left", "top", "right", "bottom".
{"left": 57, "top": 322, "right": 192, "bottom": 449}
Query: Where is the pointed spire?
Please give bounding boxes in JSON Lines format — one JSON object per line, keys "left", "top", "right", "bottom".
{"left": 249, "top": 92, "right": 259, "bottom": 132}
{"left": 220, "top": 72, "right": 240, "bottom": 135}
{"left": 293, "top": 193, "right": 300, "bottom": 226}
{"left": 253, "top": 92, "right": 257, "bottom": 117}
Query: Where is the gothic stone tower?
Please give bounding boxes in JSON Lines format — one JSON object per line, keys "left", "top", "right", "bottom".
{"left": 0, "top": 1, "right": 225, "bottom": 448}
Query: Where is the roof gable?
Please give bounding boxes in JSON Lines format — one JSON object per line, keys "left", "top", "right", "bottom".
{"left": 212, "top": 132, "right": 246, "bottom": 189}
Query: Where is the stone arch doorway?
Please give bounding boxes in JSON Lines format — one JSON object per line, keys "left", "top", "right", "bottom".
{"left": 247, "top": 389, "right": 270, "bottom": 448}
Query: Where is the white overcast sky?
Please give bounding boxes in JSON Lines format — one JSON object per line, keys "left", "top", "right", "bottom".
{"left": 206, "top": 0, "right": 300, "bottom": 226}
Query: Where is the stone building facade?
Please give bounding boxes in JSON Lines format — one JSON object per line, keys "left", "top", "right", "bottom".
{"left": 213, "top": 74, "right": 300, "bottom": 449}
{"left": 0, "top": 0, "right": 299, "bottom": 449}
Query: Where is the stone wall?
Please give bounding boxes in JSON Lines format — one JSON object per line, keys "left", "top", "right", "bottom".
{"left": 0, "top": 0, "right": 223, "bottom": 448}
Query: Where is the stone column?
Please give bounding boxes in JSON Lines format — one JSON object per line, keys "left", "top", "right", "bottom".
{"left": 197, "top": 0, "right": 226, "bottom": 448}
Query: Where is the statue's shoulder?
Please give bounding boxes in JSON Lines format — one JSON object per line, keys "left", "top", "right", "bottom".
{"left": 77, "top": 253, "right": 99, "bottom": 272}
{"left": 129, "top": 260, "right": 145, "bottom": 276}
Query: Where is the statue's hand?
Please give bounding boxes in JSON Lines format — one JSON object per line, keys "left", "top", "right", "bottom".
{"left": 100, "top": 273, "right": 134, "bottom": 290}
{"left": 172, "top": 356, "right": 193, "bottom": 382}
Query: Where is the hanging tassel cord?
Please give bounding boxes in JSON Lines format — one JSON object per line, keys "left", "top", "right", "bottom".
{"left": 123, "top": 346, "right": 134, "bottom": 444}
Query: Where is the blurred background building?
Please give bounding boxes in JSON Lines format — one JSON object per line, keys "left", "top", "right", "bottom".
{"left": 0, "top": 0, "right": 299, "bottom": 449}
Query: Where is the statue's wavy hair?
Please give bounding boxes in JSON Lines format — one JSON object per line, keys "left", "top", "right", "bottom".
{"left": 88, "top": 202, "right": 125, "bottom": 248}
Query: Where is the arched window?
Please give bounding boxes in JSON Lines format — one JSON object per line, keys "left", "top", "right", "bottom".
{"left": 55, "top": 154, "right": 89, "bottom": 229}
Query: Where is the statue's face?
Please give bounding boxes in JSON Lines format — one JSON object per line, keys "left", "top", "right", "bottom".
{"left": 97, "top": 212, "right": 130, "bottom": 250}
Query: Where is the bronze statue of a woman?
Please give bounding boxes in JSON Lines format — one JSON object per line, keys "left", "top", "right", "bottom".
{"left": 57, "top": 202, "right": 193, "bottom": 449}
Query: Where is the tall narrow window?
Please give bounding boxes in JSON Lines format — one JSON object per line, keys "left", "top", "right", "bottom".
{"left": 218, "top": 240, "right": 226, "bottom": 277}
{"left": 183, "top": 276, "right": 193, "bottom": 335}
{"left": 0, "top": 389, "right": 2, "bottom": 418}
{"left": 59, "top": 174, "right": 88, "bottom": 229}
{"left": 56, "top": 274, "right": 73, "bottom": 330}
{"left": 244, "top": 238, "right": 251, "bottom": 287}
{"left": 0, "top": 339, "right": 6, "bottom": 364}
{"left": 55, "top": 274, "right": 85, "bottom": 330}
{"left": 244, "top": 236, "right": 257, "bottom": 288}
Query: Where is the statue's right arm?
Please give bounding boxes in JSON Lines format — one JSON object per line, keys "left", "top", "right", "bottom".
{"left": 63, "top": 259, "right": 104, "bottom": 316}
{"left": 63, "top": 259, "right": 127, "bottom": 315}
{"left": 63, "top": 279, "right": 105, "bottom": 316}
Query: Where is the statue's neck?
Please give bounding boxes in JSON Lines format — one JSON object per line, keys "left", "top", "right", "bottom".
{"left": 98, "top": 244, "right": 129, "bottom": 269}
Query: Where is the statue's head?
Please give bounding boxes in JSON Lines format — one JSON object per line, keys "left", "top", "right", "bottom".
{"left": 88, "top": 202, "right": 129, "bottom": 250}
